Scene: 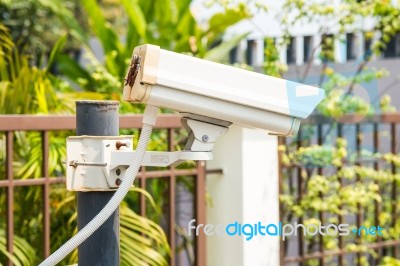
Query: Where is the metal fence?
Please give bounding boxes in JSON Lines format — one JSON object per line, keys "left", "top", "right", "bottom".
{"left": 4, "top": 113, "right": 400, "bottom": 265}
{"left": 0, "top": 114, "right": 220, "bottom": 266}
{"left": 279, "top": 113, "right": 400, "bottom": 266}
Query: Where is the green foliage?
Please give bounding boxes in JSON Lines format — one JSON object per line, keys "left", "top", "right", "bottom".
{"left": 51, "top": 0, "right": 251, "bottom": 99}
{"left": 204, "top": 32, "right": 250, "bottom": 62}
{"left": 317, "top": 67, "right": 392, "bottom": 118}
{"left": 277, "top": 1, "right": 400, "bottom": 263}
{"left": 263, "top": 38, "right": 287, "bottom": 77}
{"left": 120, "top": 189, "right": 170, "bottom": 266}
{"left": 49, "top": 188, "right": 170, "bottom": 266}
{"left": 380, "top": 95, "right": 396, "bottom": 113}
{"left": 0, "top": 0, "right": 253, "bottom": 263}
{"left": 0, "top": 21, "right": 171, "bottom": 265}
{"left": 0, "top": 23, "right": 72, "bottom": 114}
{"left": 280, "top": 138, "right": 395, "bottom": 217}
{"left": 277, "top": 0, "right": 399, "bottom": 118}
{"left": 320, "top": 35, "right": 335, "bottom": 63}
{"left": 319, "top": 89, "right": 373, "bottom": 119}
{"left": 381, "top": 257, "right": 400, "bottom": 266}
{"left": 281, "top": 141, "right": 400, "bottom": 250}
{"left": 0, "top": 29, "right": 74, "bottom": 264}
{"left": 281, "top": 138, "right": 347, "bottom": 167}
{"left": 207, "top": 3, "right": 250, "bottom": 39}
{"left": 0, "top": 230, "right": 37, "bottom": 266}
{"left": 0, "top": 0, "right": 85, "bottom": 64}
{"left": 4, "top": 0, "right": 399, "bottom": 263}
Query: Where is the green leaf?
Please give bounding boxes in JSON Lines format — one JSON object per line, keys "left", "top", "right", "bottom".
{"left": 0, "top": 230, "right": 37, "bottom": 266}
{"left": 208, "top": 4, "right": 251, "bottom": 37}
{"left": 155, "top": 0, "right": 174, "bottom": 27}
{"left": 125, "top": 22, "right": 141, "bottom": 59}
{"left": 56, "top": 55, "right": 95, "bottom": 90}
{"left": 176, "top": 9, "right": 196, "bottom": 41}
{"left": 38, "top": 0, "right": 88, "bottom": 44}
{"left": 120, "top": 210, "right": 169, "bottom": 266}
{"left": 204, "top": 33, "right": 250, "bottom": 62}
{"left": 80, "top": 0, "right": 121, "bottom": 55}
{"left": 175, "top": 0, "right": 192, "bottom": 17}
{"left": 45, "top": 34, "right": 67, "bottom": 73}
{"left": 120, "top": 0, "right": 147, "bottom": 38}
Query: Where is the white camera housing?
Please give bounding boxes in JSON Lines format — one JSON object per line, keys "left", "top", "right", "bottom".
{"left": 123, "top": 44, "right": 324, "bottom": 136}
{"left": 66, "top": 45, "right": 325, "bottom": 191}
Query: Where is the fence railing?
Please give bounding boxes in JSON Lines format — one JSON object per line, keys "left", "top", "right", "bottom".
{"left": 279, "top": 113, "right": 400, "bottom": 266}
{"left": 4, "top": 113, "right": 400, "bottom": 265}
{"left": 0, "top": 114, "right": 221, "bottom": 266}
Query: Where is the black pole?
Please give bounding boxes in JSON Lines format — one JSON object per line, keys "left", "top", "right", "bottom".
{"left": 76, "top": 100, "right": 120, "bottom": 265}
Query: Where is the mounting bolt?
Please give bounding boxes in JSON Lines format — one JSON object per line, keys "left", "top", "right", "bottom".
{"left": 202, "top": 135, "right": 209, "bottom": 142}
{"left": 115, "top": 178, "right": 122, "bottom": 186}
{"left": 116, "top": 141, "right": 130, "bottom": 150}
{"left": 116, "top": 168, "right": 121, "bottom": 176}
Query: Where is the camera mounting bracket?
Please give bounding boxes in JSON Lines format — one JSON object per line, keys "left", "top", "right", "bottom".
{"left": 181, "top": 113, "right": 231, "bottom": 152}
{"left": 65, "top": 114, "right": 229, "bottom": 191}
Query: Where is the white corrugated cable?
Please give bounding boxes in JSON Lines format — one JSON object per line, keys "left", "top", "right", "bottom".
{"left": 39, "top": 105, "right": 159, "bottom": 266}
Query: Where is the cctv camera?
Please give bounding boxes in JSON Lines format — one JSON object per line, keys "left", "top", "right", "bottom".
{"left": 44, "top": 44, "right": 323, "bottom": 266}
{"left": 123, "top": 44, "right": 324, "bottom": 136}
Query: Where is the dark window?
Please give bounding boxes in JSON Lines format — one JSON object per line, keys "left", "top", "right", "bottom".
{"left": 346, "top": 33, "right": 357, "bottom": 60}
{"left": 363, "top": 32, "right": 373, "bottom": 59}
{"left": 229, "top": 46, "right": 238, "bottom": 64}
{"left": 286, "top": 37, "right": 296, "bottom": 64}
{"left": 246, "top": 40, "right": 256, "bottom": 65}
{"left": 209, "top": 39, "right": 222, "bottom": 49}
{"left": 303, "top": 36, "right": 313, "bottom": 63}
{"left": 383, "top": 33, "right": 400, "bottom": 58}
{"left": 364, "top": 35, "right": 372, "bottom": 53}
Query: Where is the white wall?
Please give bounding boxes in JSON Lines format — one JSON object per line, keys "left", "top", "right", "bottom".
{"left": 206, "top": 126, "right": 280, "bottom": 266}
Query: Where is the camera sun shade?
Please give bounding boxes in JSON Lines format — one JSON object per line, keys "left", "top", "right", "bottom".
{"left": 123, "top": 44, "right": 324, "bottom": 136}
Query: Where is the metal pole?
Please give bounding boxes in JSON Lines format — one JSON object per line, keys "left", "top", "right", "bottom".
{"left": 76, "top": 100, "right": 120, "bottom": 265}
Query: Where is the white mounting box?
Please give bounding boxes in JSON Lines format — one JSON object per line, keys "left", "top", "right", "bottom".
{"left": 66, "top": 135, "right": 212, "bottom": 191}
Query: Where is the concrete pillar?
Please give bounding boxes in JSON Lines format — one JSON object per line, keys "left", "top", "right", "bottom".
{"left": 206, "top": 126, "right": 280, "bottom": 266}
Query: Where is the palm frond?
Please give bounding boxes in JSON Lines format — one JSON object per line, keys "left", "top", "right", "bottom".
{"left": 0, "top": 229, "right": 37, "bottom": 266}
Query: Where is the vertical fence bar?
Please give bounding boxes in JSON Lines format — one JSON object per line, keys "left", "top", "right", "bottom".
{"left": 287, "top": 156, "right": 294, "bottom": 260}
{"left": 373, "top": 123, "right": 381, "bottom": 264}
{"left": 391, "top": 123, "right": 398, "bottom": 257}
{"left": 337, "top": 124, "right": 344, "bottom": 266}
{"left": 195, "top": 161, "right": 206, "bottom": 266}
{"left": 76, "top": 100, "right": 120, "bottom": 265}
{"left": 317, "top": 124, "right": 324, "bottom": 266}
{"left": 41, "top": 131, "right": 51, "bottom": 258}
{"left": 168, "top": 128, "right": 176, "bottom": 266}
{"left": 6, "top": 131, "right": 14, "bottom": 266}
{"left": 355, "top": 124, "right": 362, "bottom": 266}
{"left": 297, "top": 130, "right": 304, "bottom": 266}
{"left": 278, "top": 137, "right": 285, "bottom": 266}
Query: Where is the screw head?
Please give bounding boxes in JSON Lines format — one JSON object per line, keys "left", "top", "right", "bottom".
{"left": 202, "top": 135, "right": 209, "bottom": 142}
{"left": 116, "top": 178, "right": 122, "bottom": 186}
{"left": 69, "top": 160, "right": 78, "bottom": 168}
{"left": 116, "top": 141, "right": 130, "bottom": 150}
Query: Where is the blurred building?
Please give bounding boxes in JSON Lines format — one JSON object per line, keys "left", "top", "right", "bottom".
{"left": 191, "top": 0, "right": 400, "bottom": 109}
